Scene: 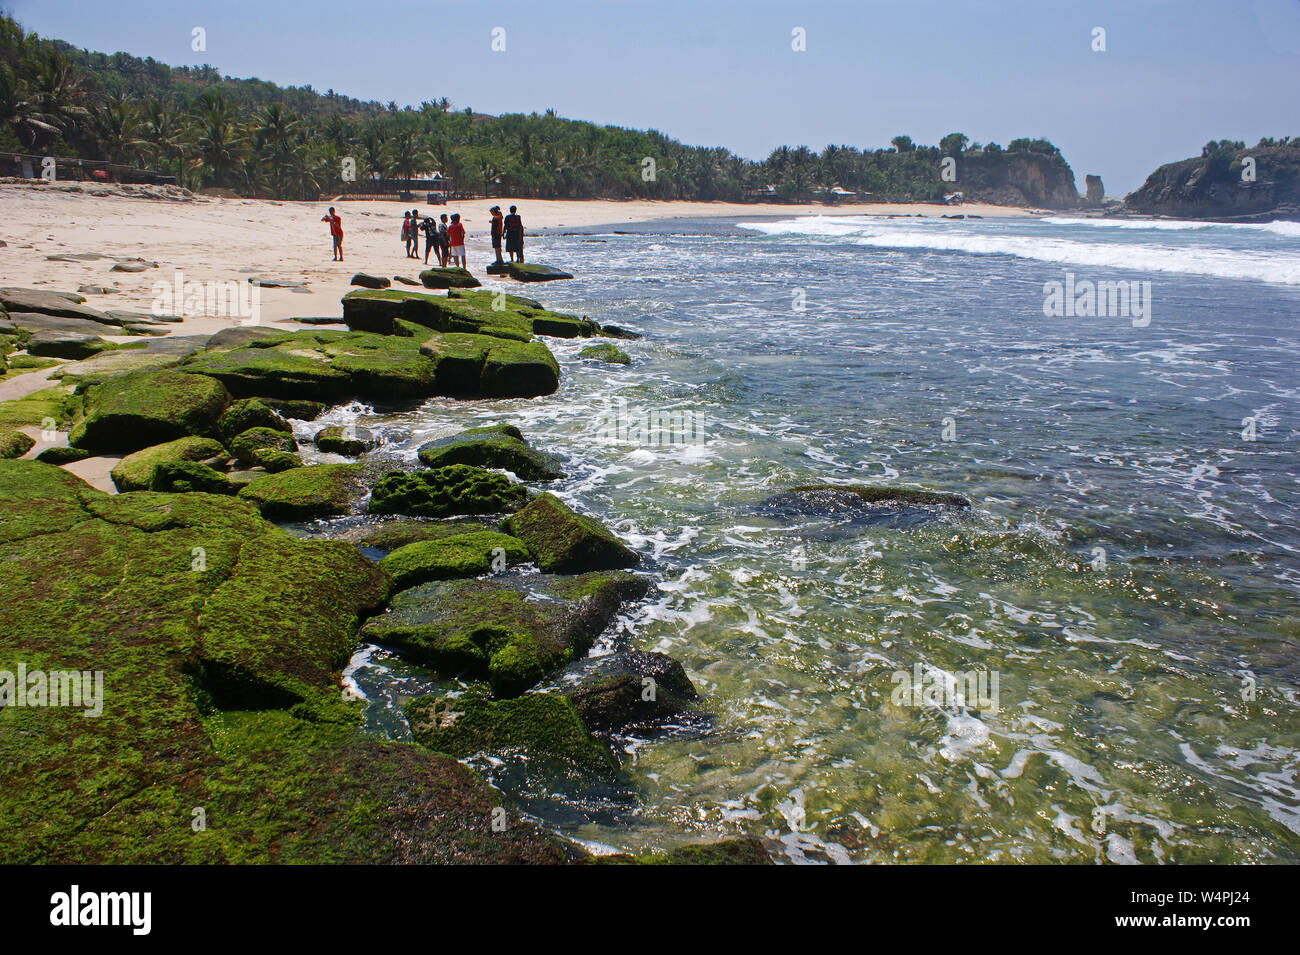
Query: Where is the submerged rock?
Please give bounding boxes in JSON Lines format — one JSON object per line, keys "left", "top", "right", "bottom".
{"left": 407, "top": 686, "right": 618, "bottom": 779}
{"left": 556, "top": 651, "right": 701, "bottom": 735}
{"left": 362, "top": 571, "right": 648, "bottom": 697}
{"left": 759, "top": 484, "right": 971, "bottom": 529}
{"left": 69, "top": 370, "right": 230, "bottom": 454}
{"left": 110, "top": 435, "right": 228, "bottom": 492}
{"left": 416, "top": 423, "right": 564, "bottom": 481}
{"left": 237, "top": 463, "right": 368, "bottom": 520}
{"left": 369, "top": 464, "right": 529, "bottom": 518}
{"left": 598, "top": 837, "right": 773, "bottom": 865}
{"left": 379, "top": 530, "right": 530, "bottom": 590}
{"left": 503, "top": 492, "right": 640, "bottom": 573}
{"left": 578, "top": 343, "right": 631, "bottom": 365}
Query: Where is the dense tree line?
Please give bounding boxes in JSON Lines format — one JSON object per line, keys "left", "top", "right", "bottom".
{"left": 1, "top": 15, "right": 1070, "bottom": 203}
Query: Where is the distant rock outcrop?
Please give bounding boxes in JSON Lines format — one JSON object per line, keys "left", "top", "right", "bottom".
{"left": 1085, "top": 175, "right": 1104, "bottom": 207}
{"left": 1125, "top": 142, "right": 1300, "bottom": 221}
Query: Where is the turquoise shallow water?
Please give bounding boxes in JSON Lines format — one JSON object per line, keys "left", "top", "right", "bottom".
{"left": 322, "top": 213, "right": 1300, "bottom": 863}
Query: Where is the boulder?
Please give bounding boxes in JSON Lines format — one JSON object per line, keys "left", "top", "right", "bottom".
{"left": 149, "top": 460, "right": 236, "bottom": 495}
{"left": 368, "top": 464, "right": 529, "bottom": 518}
{"left": 237, "top": 463, "right": 368, "bottom": 521}
{"left": 416, "top": 423, "right": 564, "bottom": 480}
{"left": 599, "top": 325, "right": 642, "bottom": 340}
{"left": 35, "top": 445, "right": 91, "bottom": 465}
{"left": 489, "top": 263, "right": 574, "bottom": 282}
{"left": 502, "top": 492, "right": 639, "bottom": 573}
{"left": 111, "top": 436, "right": 229, "bottom": 492}
{"left": 229, "top": 426, "right": 298, "bottom": 465}
{"left": 24, "top": 331, "right": 120, "bottom": 360}
{"left": 353, "top": 520, "right": 493, "bottom": 552}
{"left": 363, "top": 570, "right": 648, "bottom": 696}
{"left": 393, "top": 275, "right": 421, "bottom": 286}
{"left": 557, "top": 651, "right": 700, "bottom": 734}
{"left": 378, "top": 530, "right": 530, "bottom": 589}
{"left": 407, "top": 687, "right": 618, "bottom": 779}
{"left": 109, "top": 258, "right": 156, "bottom": 273}
{"left": 251, "top": 448, "right": 302, "bottom": 473}
{"left": 578, "top": 343, "right": 631, "bottom": 365}
{"left": 69, "top": 370, "right": 231, "bottom": 454}
{"left": 263, "top": 398, "right": 326, "bottom": 421}
{"left": 418, "top": 267, "right": 481, "bottom": 289}
{"left": 314, "top": 425, "right": 376, "bottom": 457}
{"left": 217, "top": 397, "right": 291, "bottom": 441}
{"left": 0, "top": 288, "right": 114, "bottom": 324}
{"left": 0, "top": 429, "right": 34, "bottom": 459}
{"left": 350, "top": 273, "right": 391, "bottom": 289}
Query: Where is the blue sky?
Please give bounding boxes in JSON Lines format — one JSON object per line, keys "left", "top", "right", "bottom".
{"left": 11, "top": 0, "right": 1300, "bottom": 194}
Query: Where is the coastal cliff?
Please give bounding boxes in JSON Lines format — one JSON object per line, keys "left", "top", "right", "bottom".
{"left": 1125, "top": 141, "right": 1300, "bottom": 221}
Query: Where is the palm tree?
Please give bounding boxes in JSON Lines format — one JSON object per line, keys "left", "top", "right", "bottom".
{"left": 29, "top": 47, "right": 90, "bottom": 147}
{"left": 0, "top": 62, "right": 57, "bottom": 149}
{"left": 193, "top": 92, "right": 247, "bottom": 188}
{"left": 96, "top": 96, "right": 146, "bottom": 165}
{"left": 142, "top": 98, "right": 192, "bottom": 186}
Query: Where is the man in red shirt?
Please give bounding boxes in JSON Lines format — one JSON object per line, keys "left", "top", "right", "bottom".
{"left": 321, "top": 207, "right": 344, "bottom": 261}
{"left": 447, "top": 213, "right": 466, "bottom": 268}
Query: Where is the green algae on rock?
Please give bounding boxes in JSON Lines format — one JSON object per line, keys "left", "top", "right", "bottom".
{"left": 503, "top": 492, "right": 640, "bottom": 573}
{"left": 0, "top": 385, "right": 80, "bottom": 431}
{"left": 597, "top": 838, "right": 773, "bottom": 865}
{"left": 110, "top": 436, "right": 228, "bottom": 492}
{"left": 360, "top": 571, "right": 648, "bottom": 697}
{"left": 237, "top": 463, "right": 368, "bottom": 521}
{"left": 217, "top": 397, "right": 291, "bottom": 441}
{"left": 368, "top": 464, "right": 529, "bottom": 519}
{"left": 315, "top": 425, "right": 375, "bottom": 457}
{"left": 416, "top": 423, "right": 564, "bottom": 481}
{"left": 229, "top": 426, "right": 298, "bottom": 465}
{"left": 34, "top": 445, "right": 91, "bottom": 465}
{"left": 578, "top": 343, "right": 631, "bottom": 365}
{"left": 407, "top": 686, "right": 618, "bottom": 780}
{"left": 149, "top": 459, "right": 236, "bottom": 495}
{"left": 0, "top": 459, "right": 570, "bottom": 863}
{"left": 379, "top": 530, "right": 530, "bottom": 590}
{"left": 559, "top": 650, "right": 700, "bottom": 735}
{"left": 418, "top": 267, "right": 482, "bottom": 289}
{"left": 352, "top": 519, "right": 493, "bottom": 552}
{"left": 251, "top": 447, "right": 302, "bottom": 473}
{"left": 0, "top": 428, "right": 34, "bottom": 459}
{"left": 69, "top": 369, "right": 230, "bottom": 454}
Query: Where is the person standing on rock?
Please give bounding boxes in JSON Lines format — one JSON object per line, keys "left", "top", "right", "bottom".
{"left": 322, "top": 207, "right": 343, "bottom": 261}
{"left": 504, "top": 205, "right": 524, "bottom": 263}
{"left": 447, "top": 213, "right": 467, "bottom": 268}
{"left": 489, "top": 206, "right": 505, "bottom": 264}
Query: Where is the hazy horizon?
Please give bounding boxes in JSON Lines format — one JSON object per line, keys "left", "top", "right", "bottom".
{"left": 10, "top": 0, "right": 1300, "bottom": 195}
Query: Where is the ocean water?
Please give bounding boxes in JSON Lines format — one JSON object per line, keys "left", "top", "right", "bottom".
{"left": 325, "top": 212, "right": 1300, "bottom": 863}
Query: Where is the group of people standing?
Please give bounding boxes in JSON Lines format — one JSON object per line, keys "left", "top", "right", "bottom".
{"left": 323, "top": 203, "right": 526, "bottom": 269}
{"left": 400, "top": 204, "right": 525, "bottom": 269}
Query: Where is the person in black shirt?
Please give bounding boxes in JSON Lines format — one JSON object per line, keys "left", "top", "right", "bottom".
{"left": 503, "top": 205, "right": 524, "bottom": 263}
{"left": 421, "top": 216, "right": 438, "bottom": 264}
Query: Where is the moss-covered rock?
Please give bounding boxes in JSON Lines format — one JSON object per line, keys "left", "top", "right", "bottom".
{"left": 353, "top": 520, "right": 492, "bottom": 552}
{"left": 360, "top": 571, "right": 647, "bottom": 697}
{"left": 416, "top": 423, "right": 564, "bottom": 480}
{"left": 479, "top": 339, "right": 560, "bottom": 398}
{"left": 69, "top": 370, "right": 230, "bottom": 454}
{"left": 0, "top": 385, "right": 80, "bottom": 431}
{"left": 34, "top": 445, "right": 91, "bottom": 465}
{"left": 0, "top": 459, "right": 571, "bottom": 863}
{"left": 217, "top": 397, "right": 291, "bottom": 441}
{"left": 379, "top": 530, "right": 530, "bottom": 589}
{"left": 368, "top": 464, "right": 529, "bottom": 519}
{"left": 149, "top": 460, "right": 236, "bottom": 495}
{"left": 229, "top": 426, "right": 298, "bottom": 465}
{"left": 502, "top": 492, "right": 639, "bottom": 573}
{"left": 315, "top": 425, "right": 375, "bottom": 457}
{"left": 419, "top": 267, "right": 481, "bottom": 289}
{"left": 110, "top": 436, "right": 228, "bottom": 492}
{"left": 579, "top": 343, "right": 631, "bottom": 365}
{"left": 559, "top": 651, "right": 700, "bottom": 734}
{"left": 252, "top": 448, "right": 302, "bottom": 473}
{"left": 407, "top": 687, "right": 618, "bottom": 779}
{"left": 0, "top": 429, "right": 34, "bottom": 459}
{"left": 24, "top": 333, "right": 122, "bottom": 360}
{"left": 263, "top": 398, "right": 326, "bottom": 420}
{"left": 237, "top": 463, "right": 368, "bottom": 521}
